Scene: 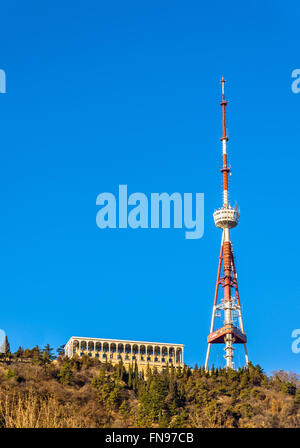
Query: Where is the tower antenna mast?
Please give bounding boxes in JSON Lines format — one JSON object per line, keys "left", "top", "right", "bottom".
{"left": 205, "top": 78, "right": 249, "bottom": 370}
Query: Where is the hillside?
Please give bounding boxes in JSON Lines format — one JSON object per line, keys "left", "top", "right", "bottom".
{"left": 0, "top": 349, "right": 299, "bottom": 428}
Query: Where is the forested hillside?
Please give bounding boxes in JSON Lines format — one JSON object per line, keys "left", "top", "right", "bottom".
{"left": 0, "top": 346, "right": 299, "bottom": 428}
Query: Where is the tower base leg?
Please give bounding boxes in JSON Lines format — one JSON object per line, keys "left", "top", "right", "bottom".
{"left": 205, "top": 343, "right": 211, "bottom": 371}
{"left": 244, "top": 343, "right": 249, "bottom": 366}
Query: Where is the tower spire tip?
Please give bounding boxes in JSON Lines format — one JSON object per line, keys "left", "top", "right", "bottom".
{"left": 221, "top": 76, "right": 226, "bottom": 101}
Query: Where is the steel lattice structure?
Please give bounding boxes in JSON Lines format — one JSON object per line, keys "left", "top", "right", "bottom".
{"left": 205, "top": 79, "right": 249, "bottom": 370}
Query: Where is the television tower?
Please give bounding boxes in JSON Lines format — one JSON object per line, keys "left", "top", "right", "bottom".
{"left": 205, "top": 78, "right": 249, "bottom": 370}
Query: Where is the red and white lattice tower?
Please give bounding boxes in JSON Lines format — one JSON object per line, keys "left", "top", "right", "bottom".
{"left": 205, "top": 78, "right": 249, "bottom": 370}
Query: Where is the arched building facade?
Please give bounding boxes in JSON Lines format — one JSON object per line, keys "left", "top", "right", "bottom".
{"left": 64, "top": 337, "right": 184, "bottom": 372}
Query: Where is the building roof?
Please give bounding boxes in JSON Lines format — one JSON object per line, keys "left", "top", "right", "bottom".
{"left": 65, "top": 336, "right": 184, "bottom": 347}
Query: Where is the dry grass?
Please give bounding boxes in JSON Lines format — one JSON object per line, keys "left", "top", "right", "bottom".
{"left": 0, "top": 389, "right": 86, "bottom": 428}
{"left": 0, "top": 359, "right": 116, "bottom": 428}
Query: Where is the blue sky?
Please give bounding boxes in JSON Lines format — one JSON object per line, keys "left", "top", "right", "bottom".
{"left": 0, "top": 0, "right": 299, "bottom": 373}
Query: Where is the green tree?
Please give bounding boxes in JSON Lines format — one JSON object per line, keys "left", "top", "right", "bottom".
{"left": 58, "top": 361, "right": 73, "bottom": 385}
{"left": 158, "top": 411, "right": 170, "bottom": 428}
{"left": 116, "top": 359, "right": 125, "bottom": 380}
{"left": 128, "top": 364, "right": 133, "bottom": 388}
{"left": 92, "top": 369, "right": 122, "bottom": 411}
{"left": 119, "top": 400, "right": 130, "bottom": 422}
{"left": 3, "top": 336, "right": 11, "bottom": 359}
{"left": 41, "top": 344, "right": 55, "bottom": 364}
{"left": 4, "top": 336, "right": 10, "bottom": 354}
{"left": 138, "top": 374, "right": 169, "bottom": 422}
{"left": 281, "top": 382, "right": 297, "bottom": 396}
{"left": 132, "top": 361, "right": 139, "bottom": 391}
{"left": 56, "top": 344, "right": 65, "bottom": 357}
{"left": 5, "top": 367, "right": 18, "bottom": 380}
{"left": 15, "top": 346, "right": 24, "bottom": 359}
{"left": 43, "top": 344, "right": 55, "bottom": 359}
{"left": 31, "top": 345, "right": 42, "bottom": 365}
{"left": 169, "top": 410, "right": 189, "bottom": 428}
{"left": 23, "top": 348, "right": 32, "bottom": 359}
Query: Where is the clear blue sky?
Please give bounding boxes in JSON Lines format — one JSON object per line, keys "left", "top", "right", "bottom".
{"left": 0, "top": 1, "right": 299, "bottom": 373}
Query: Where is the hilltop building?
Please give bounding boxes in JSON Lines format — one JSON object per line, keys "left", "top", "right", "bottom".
{"left": 64, "top": 336, "right": 184, "bottom": 372}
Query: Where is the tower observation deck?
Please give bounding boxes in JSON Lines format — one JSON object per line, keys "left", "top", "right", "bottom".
{"left": 205, "top": 78, "right": 249, "bottom": 370}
